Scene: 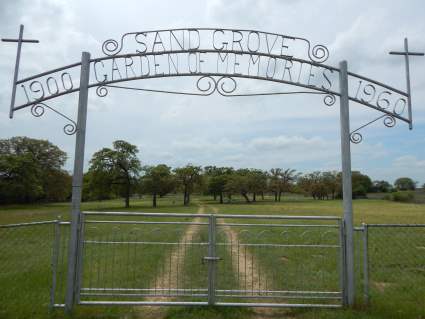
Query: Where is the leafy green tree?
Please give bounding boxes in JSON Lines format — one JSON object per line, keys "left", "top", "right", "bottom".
{"left": 225, "top": 169, "right": 251, "bottom": 203}
{"left": 83, "top": 170, "right": 113, "bottom": 201}
{"left": 269, "top": 168, "right": 299, "bottom": 201}
{"left": 204, "top": 166, "right": 233, "bottom": 204}
{"left": 394, "top": 177, "right": 416, "bottom": 191}
{"left": 351, "top": 171, "right": 372, "bottom": 197}
{"left": 141, "top": 164, "right": 175, "bottom": 207}
{"left": 0, "top": 136, "right": 70, "bottom": 203}
{"left": 88, "top": 140, "right": 141, "bottom": 208}
{"left": 371, "top": 180, "right": 392, "bottom": 193}
{"left": 322, "top": 171, "right": 340, "bottom": 199}
{"left": 248, "top": 169, "right": 267, "bottom": 202}
{"left": 174, "top": 165, "right": 202, "bottom": 206}
{"left": 298, "top": 171, "right": 329, "bottom": 200}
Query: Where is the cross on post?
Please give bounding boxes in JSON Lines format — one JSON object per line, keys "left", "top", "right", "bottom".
{"left": 389, "top": 38, "right": 424, "bottom": 129}
{"left": 2, "top": 24, "right": 39, "bottom": 118}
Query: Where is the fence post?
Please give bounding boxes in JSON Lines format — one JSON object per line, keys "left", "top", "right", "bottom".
{"left": 339, "top": 60, "right": 355, "bottom": 306}
{"left": 207, "top": 214, "right": 217, "bottom": 305}
{"left": 75, "top": 213, "right": 86, "bottom": 304}
{"left": 362, "top": 223, "right": 369, "bottom": 305}
{"left": 65, "top": 51, "right": 91, "bottom": 313}
{"left": 50, "top": 216, "right": 62, "bottom": 310}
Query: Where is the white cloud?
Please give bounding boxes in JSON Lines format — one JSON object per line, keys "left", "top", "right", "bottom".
{"left": 393, "top": 155, "right": 425, "bottom": 169}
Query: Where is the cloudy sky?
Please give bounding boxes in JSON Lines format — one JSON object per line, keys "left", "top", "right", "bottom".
{"left": 1, "top": 0, "right": 424, "bottom": 185}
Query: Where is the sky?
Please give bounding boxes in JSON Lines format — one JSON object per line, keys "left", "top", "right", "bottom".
{"left": 0, "top": 0, "right": 424, "bottom": 185}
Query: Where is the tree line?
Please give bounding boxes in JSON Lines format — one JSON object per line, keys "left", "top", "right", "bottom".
{"left": 0, "top": 137, "right": 419, "bottom": 206}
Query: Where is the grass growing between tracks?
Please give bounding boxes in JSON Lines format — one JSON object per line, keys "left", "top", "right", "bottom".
{"left": 0, "top": 195, "right": 424, "bottom": 319}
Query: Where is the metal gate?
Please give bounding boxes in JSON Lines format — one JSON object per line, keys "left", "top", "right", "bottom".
{"left": 69, "top": 211, "right": 345, "bottom": 308}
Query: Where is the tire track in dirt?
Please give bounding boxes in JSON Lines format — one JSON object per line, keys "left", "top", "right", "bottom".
{"left": 145, "top": 206, "right": 205, "bottom": 301}
{"left": 211, "top": 206, "right": 269, "bottom": 293}
{"left": 211, "top": 206, "right": 294, "bottom": 319}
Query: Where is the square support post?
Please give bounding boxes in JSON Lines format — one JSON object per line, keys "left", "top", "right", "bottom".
{"left": 339, "top": 60, "right": 355, "bottom": 306}
{"left": 65, "top": 51, "right": 91, "bottom": 313}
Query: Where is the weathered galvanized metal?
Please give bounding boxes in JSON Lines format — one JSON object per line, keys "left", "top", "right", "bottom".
{"left": 65, "top": 211, "right": 346, "bottom": 308}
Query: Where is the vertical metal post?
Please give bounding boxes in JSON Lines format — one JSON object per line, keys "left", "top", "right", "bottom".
{"left": 404, "top": 38, "right": 413, "bottom": 130}
{"left": 65, "top": 51, "right": 91, "bottom": 313}
{"left": 339, "top": 60, "right": 355, "bottom": 306}
{"left": 362, "top": 223, "right": 369, "bottom": 305}
{"left": 75, "top": 213, "right": 86, "bottom": 304}
{"left": 9, "top": 25, "right": 24, "bottom": 119}
{"left": 50, "top": 217, "right": 62, "bottom": 309}
{"left": 207, "top": 214, "right": 217, "bottom": 305}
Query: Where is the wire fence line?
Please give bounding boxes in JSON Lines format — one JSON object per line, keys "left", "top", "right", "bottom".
{"left": 0, "top": 220, "right": 67, "bottom": 318}
{"left": 0, "top": 216, "right": 424, "bottom": 316}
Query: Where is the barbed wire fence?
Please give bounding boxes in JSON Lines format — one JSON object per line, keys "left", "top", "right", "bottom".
{"left": 0, "top": 219, "right": 424, "bottom": 317}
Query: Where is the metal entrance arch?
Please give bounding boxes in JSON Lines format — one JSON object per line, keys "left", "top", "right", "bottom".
{"left": 2, "top": 26, "right": 423, "bottom": 312}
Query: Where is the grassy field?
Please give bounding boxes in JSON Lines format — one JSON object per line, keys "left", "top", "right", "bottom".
{"left": 0, "top": 195, "right": 424, "bottom": 319}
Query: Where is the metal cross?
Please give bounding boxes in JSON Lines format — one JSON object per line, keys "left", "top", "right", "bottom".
{"left": 389, "top": 38, "right": 424, "bottom": 129}
{"left": 2, "top": 24, "right": 39, "bottom": 118}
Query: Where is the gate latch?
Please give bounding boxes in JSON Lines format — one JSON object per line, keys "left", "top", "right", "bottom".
{"left": 202, "top": 256, "right": 221, "bottom": 264}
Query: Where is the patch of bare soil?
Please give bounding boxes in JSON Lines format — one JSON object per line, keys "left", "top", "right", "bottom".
{"left": 137, "top": 206, "right": 205, "bottom": 318}
{"left": 211, "top": 207, "right": 294, "bottom": 319}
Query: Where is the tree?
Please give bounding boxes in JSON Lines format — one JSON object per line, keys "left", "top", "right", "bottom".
{"left": 204, "top": 166, "right": 233, "bottom": 204}
{"left": 351, "top": 171, "right": 372, "bottom": 198}
{"left": 394, "top": 177, "right": 416, "bottom": 191}
{"left": 269, "top": 168, "right": 299, "bottom": 201}
{"left": 224, "top": 169, "right": 252, "bottom": 203}
{"left": 83, "top": 170, "right": 113, "bottom": 201}
{"left": 88, "top": 140, "right": 141, "bottom": 208}
{"left": 141, "top": 164, "right": 175, "bottom": 207}
{"left": 0, "top": 136, "right": 70, "bottom": 203}
{"left": 322, "top": 171, "right": 340, "bottom": 199}
{"left": 371, "top": 180, "right": 392, "bottom": 193}
{"left": 247, "top": 169, "right": 267, "bottom": 202}
{"left": 174, "top": 165, "right": 202, "bottom": 205}
{"left": 296, "top": 171, "right": 338, "bottom": 200}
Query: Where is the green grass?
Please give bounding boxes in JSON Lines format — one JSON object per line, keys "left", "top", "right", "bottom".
{"left": 0, "top": 194, "right": 424, "bottom": 319}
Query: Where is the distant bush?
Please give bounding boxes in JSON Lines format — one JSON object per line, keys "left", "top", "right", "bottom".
{"left": 382, "top": 194, "right": 392, "bottom": 201}
{"left": 389, "top": 191, "right": 415, "bottom": 203}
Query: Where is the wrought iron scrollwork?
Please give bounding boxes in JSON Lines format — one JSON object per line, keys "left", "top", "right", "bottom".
{"left": 97, "top": 76, "right": 336, "bottom": 108}
{"left": 350, "top": 114, "right": 396, "bottom": 144}
{"left": 308, "top": 44, "right": 329, "bottom": 63}
{"left": 195, "top": 76, "right": 237, "bottom": 96}
{"left": 30, "top": 102, "right": 77, "bottom": 135}
{"left": 216, "top": 77, "right": 237, "bottom": 96}
{"left": 196, "top": 76, "right": 216, "bottom": 95}
{"left": 102, "top": 38, "right": 121, "bottom": 56}
{"left": 323, "top": 94, "right": 336, "bottom": 106}
{"left": 96, "top": 85, "right": 109, "bottom": 97}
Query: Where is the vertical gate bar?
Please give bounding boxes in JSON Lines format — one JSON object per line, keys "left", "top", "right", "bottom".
{"left": 207, "top": 214, "right": 217, "bottom": 305}
{"left": 50, "top": 217, "right": 61, "bottom": 309}
{"left": 65, "top": 51, "right": 91, "bottom": 313}
{"left": 362, "top": 223, "right": 369, "bottom": 305}
{"left": 75, "top": 213, "right": 86, "bottom": 303}
{"left": 339, "top": 219, "right": 347, "bottom": 306}
{"left": 339, "top": 60, "right": 355, "bottom": 306}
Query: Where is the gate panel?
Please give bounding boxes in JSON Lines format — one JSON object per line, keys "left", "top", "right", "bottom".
{"left": 74, "top": 212, "right": 344, "bottom": 308}
{"left": 77, "top": 212, "right": 211, "bottom": 305}
{"left": 214, "top": 215, "right": 344, "bottom": 307}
